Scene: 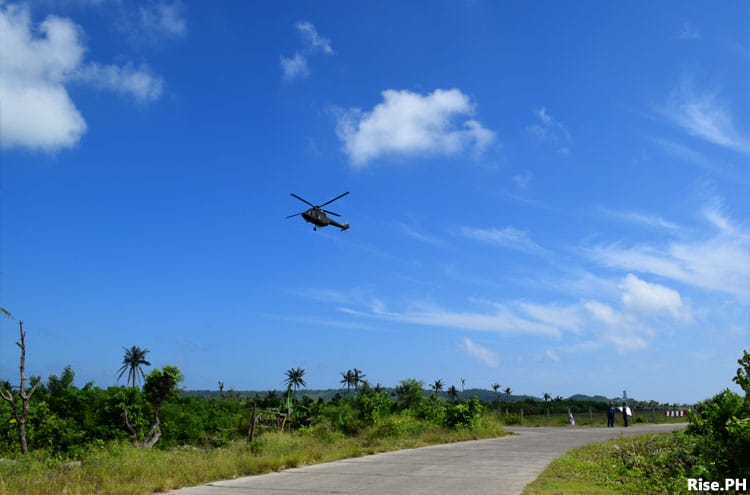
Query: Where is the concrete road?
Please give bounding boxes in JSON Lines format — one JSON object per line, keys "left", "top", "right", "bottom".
{"left": 166, "top": 424, "right": 684, "bottom": 495}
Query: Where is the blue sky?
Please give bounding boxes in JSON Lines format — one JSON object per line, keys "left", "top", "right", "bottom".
{"left": 0, "top": 1, "right": 748, "bottom": 404}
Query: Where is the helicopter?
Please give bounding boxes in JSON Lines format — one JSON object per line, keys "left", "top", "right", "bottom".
{"left": 286, "top": 192, "right": 350, "bottom": 231}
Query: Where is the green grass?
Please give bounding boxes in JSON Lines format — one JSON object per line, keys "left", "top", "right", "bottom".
{"left": 522, "top": 431, "right": 696, "bottom": 495}
{"left": 0, "top": 414, "right": 507, "bottom": 495}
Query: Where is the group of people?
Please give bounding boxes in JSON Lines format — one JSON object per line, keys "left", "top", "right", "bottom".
{"left": 606, "top": 402, "right": 631, "bottom": 427}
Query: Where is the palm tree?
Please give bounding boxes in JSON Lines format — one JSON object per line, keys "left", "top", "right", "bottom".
{"left": 284, "top": 367, "right": 307, "bottom": 393}
{"left": 504, "top": 387, "right": 512, "bottom": 402}
{"left": 352, "top": 368, "right": 366, "bottom": 391}
{"left": 284, "top": 367, "right": 306, "bottom": 419}
{"left": 117, "top": 346, "right": 151, "bottom": 387}
{"left": 431, "top": 379, "right": 444, "bottom": 397}
{"left": 340, "top": 370, "right": 355, "bottom": 395}
{"left": 543, "top": 392, "right": 551, "bottom": 403}
{"left": 491, "top": 383, "right": 500, "bottom": 402}
{"left": 447, "top": 385, "right": 459, "bottom": 401}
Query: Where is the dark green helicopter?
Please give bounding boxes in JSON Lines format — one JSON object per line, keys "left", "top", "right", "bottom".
{"left": 286, "top": 192, "right": 350, "bottom": 231}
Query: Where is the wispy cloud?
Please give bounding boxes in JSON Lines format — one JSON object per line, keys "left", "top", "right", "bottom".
{"left": 280, "top": 21, "right": 332, "bottom": 82}
{"left": 678, "top": 22, "right": 701, "bottom": 40}
{"left": 139, "top": 1, "right": 186, "bottom": 38}
{"left": 335, "top": 89, "right": 495, "bottom": 166}
{"left": 280, "top": 53, "right": 309, "bottom": 81}
{"left": 600, "top": 208, "right": 683, "bottom": 234}
{"left": 460, "top": 338, "right": 499, "bottom": 367}
{"left": 658, "top": 81, "right": 750, "bottom": 154}
{"left": 395, "top": 223, "right": 446, "bottom": 246}
{"left": 458, "top": 226, "right": 544, "bottom": 254}
{"left": 524, "top": 107, "right": 571, "bottom": 154}
{"left": 589, "top": 206, "right": 749, "bottom": 301}
{"left": 74, "top": 63, "right": 163, "bottom": 103}
{"left": 296, "top": 21, "right": 333, "bottom": 54}
{"left": 338, "top": 299, "right": 561, "bottom": 336}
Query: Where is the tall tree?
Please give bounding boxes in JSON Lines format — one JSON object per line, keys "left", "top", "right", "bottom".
{"left": 284, "top": 367, "right": 307, "bottom": 393}
{"left": 491, "top": 383, "right": 500, "bottom": 403}
{"left": 117, "top": 346, "right": 151, "bottom": 387}
{"left": 352, "top": 368, "right": 366, "bottom": 391}
{"left": 340, "top": 370, "right": 355, "bottom": 395}
{"left": 431, "top": 379, "right": 444, "bottom": 397}
{"left": 284, "top": 367, "right": 306, "bottom": 418}
{"left": 543, "top": 392, "right": 551, "bottom": 403}
{"left": 0, "top": 319, "right": 40, "bottom": 454}
{"left": 447, "top": 385, "right": 459, "bottom": 401}
{"left": 504, "top": 387, "right": 512, "bottom": 402}
{"left": 124, "top": 365, "right": 183, "bottom": 448}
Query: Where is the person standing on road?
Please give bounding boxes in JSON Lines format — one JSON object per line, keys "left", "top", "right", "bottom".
{"left": 607, "top": 403, "right": 615, "bottom": 427}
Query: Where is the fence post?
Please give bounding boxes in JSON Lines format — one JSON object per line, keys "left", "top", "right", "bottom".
{"left": 652, "top": 407, "right": 656, "bottom": 423}
{"left": 589, "top": 406, "right": 593, "bottom": 425}
{"left": 521, "top": 408, "right": 524, "bottom": 424}
{"left": 546, "top": 408, "right": 550, "bottom": 425}
{"left": 247, "top": 403, "right": 257, "bottom": 442}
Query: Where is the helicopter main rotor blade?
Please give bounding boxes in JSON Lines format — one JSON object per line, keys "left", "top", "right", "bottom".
{"left": 322, "top": 209, "right": 341, "bottom": 217}
{"left": 286, "top": 212, "right": 304, "bottom": 219}
{"left": 319, "top": 191, "right": 350, "bottom": 208}
{"left": 290, "top": 193, "right": 315, "bottom": 208}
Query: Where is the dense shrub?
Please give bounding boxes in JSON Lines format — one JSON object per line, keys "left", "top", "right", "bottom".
{"left": 684, "top": 350, "right": 750, "bottom": 480}
{"left": 445, "top": 397, "right": 482, "bottom": 429}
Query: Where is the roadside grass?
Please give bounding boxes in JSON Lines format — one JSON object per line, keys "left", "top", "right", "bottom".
{"left": 0, "top": 414, "right": 506, "bottom": 495}
{"left": 493, "top": 410, "right": 689, "bottom": 427}
{"left": 523, "top": 431, "right": 697, "bottom": 495}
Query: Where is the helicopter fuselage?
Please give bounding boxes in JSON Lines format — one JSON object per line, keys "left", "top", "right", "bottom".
{"left": 302, "top": 207, "right": 349, "bottom": 231}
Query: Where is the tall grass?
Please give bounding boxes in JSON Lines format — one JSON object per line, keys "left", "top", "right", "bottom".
{"left": 0, "top": 413, "right": 506, "bottom": 495}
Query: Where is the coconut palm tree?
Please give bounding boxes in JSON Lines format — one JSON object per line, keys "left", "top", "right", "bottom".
{"left": 117, "top": 346, "right": 151, "bottom": 387}
{"left": 284, "top": 367, "right": 306, "bottom": 419}
{"left": 352, "top": 368, "right": 366, "bottom": 391}
{"left": 504, "top": 387, "right": 512, "bottom": 402}
{"left": 284, "top": 367, "right": 307, "bottom": 393}
{"left": 491, "top": 383, "right": 500, "bottom": 402}
{"left": 447, "top": 385, "right": 459, "bottom": 401}
{"left": 430, "top": 379, "right": 444, "bottom": 397}
{"left": 543, "top": 392, "right": 551, "bottom": 403}
{"left": 340, "top": 370, "right": 355, "bottom": 395}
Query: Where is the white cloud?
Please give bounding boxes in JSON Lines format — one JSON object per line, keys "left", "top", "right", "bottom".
{"left": 0, "top": 5, "right": 86, "bottom": 150}
{"left": 460, "top": 338, "right": 499, "bottom": 367}
{"left": 335, "top": 88, "right": 495, "bottom": 166}
{"left": 280, "top": 53, "right": 309, "bottom": 81}
{"left": 458, "top": 226, "right": 544, "bottom": 254}
{"left": 75, "top": 63, "right": 163, "bottom": 102}
{"left": 659, "top": 82, "right": 750, "bottom": 154}
{"left": 524, "top": 106, "right": 571, "bottom": 154}
{"left": 619, "top": 274, "right": 683, "bottom": 317}
{"left": 0, "top": 4, "right": 165, "bottom": 152}
{"left": 296, "top": 21, "right": 333, "bottom": 54}
{"left": 592, "top": 237, "right": 749, "bottom": 302}
{"left": 280, "top": 21, "right": 331, "bottom": 82}
{"left": 139, "top": 1, "right": 186, "bottom": 38}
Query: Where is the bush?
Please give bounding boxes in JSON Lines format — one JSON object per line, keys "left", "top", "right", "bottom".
{"left": 685, "top": 351, "right": 750, "bottom": 480}
{"left": 445, "top": 398, "right": 482, "bottom": 429}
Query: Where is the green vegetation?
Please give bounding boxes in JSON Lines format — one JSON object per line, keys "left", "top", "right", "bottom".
{"left": 523, "top": 432, "right": 698, "bottom": 495}
{"left": 524, "top": 350, "right": 750, "bottom": 494}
